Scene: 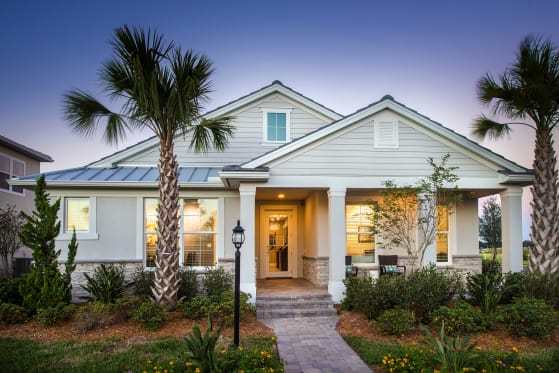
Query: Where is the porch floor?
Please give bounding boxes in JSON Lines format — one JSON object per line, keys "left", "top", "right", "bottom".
{"left": 257, "top": 278, "right": 328, "bottom": 297}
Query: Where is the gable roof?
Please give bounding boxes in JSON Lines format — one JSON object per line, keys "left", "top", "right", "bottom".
{"left": 0, "top": 134, "right": 53, "bottom": 162}
{"left": 89, "top": 80, "right": 343, "bottom": 168}
{"left": 241, "top": 95, "right": 531, "bottom": 175}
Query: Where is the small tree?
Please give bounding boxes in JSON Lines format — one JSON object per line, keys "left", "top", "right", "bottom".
{"left": 479, "top": 197, "right": 502, "bottom": 262}
{"left": 19, "top": 176, "right": 78, "bottom": 310}
{"left": 0, "top": 205, "right": 24, "bottom": 277}
{"left": 375, "top": 154, "right": 460, "bottom": 271}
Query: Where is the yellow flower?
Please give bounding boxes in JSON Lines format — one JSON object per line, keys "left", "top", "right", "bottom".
{"left": 195, "top": 368, "right": 201, "bottom": 373}
{"left": 512, "top": 346, "right": 519, "bottom": 353}
{"left": 186, "top": 362, "right": 192, "bottom": 367}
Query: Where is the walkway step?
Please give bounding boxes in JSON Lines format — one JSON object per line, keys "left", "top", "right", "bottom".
{"left": 256, "top": 292, "right": 337, "bottom": 320}
{"left": 257, "top": 307, "right": 337, "bottom": 320}
{"left": 257, "top": 300, "right": 334, "bottom": 310}
{"left": 256, "top": 293, "right": 331, "bottom": 302}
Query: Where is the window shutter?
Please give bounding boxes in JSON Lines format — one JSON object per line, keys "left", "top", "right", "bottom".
{"left": 374, "top": 121, "right": 398, "bottom": 148}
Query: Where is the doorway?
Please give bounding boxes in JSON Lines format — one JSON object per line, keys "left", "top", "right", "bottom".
{"left": 260, "top": 205, "right": 298, "bottom": 278}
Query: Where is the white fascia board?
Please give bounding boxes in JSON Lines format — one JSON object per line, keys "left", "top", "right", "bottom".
{"left": 244, "top": 99, "right": 528, "bottom": 174}
{"left": 89, "top": 83, "right": 342, "bottom": 168}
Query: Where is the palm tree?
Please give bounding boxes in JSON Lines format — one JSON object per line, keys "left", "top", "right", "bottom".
{"left": 473, "top": 36, "right": 559, "bottom": 274}
{"left": 63, "top": 26, "right": 233, "bottom": 306}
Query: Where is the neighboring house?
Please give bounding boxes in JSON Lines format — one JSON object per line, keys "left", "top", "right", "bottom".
{"left": 10, "top": 81, "right": 532, "bottom": 302}
{"left": 0, "top": 134, "right": 53, "bottom": 262}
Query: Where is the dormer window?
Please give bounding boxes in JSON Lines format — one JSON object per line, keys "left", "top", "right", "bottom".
{"left": 374, "top": 121, "right": 399, "bottom": 148}
{"left": 263, "top": 109, "right": 291, "bottom": 143}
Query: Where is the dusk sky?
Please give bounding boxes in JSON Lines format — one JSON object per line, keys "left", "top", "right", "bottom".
{"left": 2, "top": 0, "right": 558, "bottom": 238}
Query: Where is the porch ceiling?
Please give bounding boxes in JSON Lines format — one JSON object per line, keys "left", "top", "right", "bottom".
{"left": 255, "top": 187, "right": 321, "bottom": 201}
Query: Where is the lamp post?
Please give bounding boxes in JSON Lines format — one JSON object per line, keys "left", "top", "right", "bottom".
{"left": 231, "top": 219, "right": 245, "bottom": 347}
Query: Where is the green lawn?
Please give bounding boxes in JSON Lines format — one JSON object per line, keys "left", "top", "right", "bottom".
{"left": 480, "top": 247, "right": 530, "bottom": 268}
{"left": 0, "top": 336, "right": 280, "bottom": 373}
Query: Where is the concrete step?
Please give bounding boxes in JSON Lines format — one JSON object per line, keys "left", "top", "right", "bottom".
{"left": 256, "top": 293, "right": 332, "bottom": 302}
{"left": 257, "top": 307, "right": 337, "bottom": 320}
{"left": 256, "top": 300, "right": 334, "bottom": 310}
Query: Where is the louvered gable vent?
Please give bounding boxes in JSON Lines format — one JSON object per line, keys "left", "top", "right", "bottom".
{"left": 374, "top": 121, "right": 398, "bottom": 148}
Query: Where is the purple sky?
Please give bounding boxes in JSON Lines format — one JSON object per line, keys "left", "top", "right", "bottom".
{"left": 2, "top": 0, "right": 558, "bottom": 239}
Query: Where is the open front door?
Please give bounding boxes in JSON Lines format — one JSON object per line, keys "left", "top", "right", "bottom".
{"left": 260, "top": 206, "right": 297, "bottom": 278}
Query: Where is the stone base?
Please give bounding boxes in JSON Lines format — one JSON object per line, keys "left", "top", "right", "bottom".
{"left": 217, "top": 258, "right": 235, "bottom": 274}
{"left": 302, "top": 256, "right": 329, "bottom": 287}
{"left": 451, "top": 255, "right": 482, "bottom": 274}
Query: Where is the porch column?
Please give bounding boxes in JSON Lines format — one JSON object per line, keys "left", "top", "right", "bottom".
{"left": 327, "top": 187, "right": 346, "bottom": 303}
{"left": 239, "top": 184, "right": 257, "bottom": 301}
{"left": 500, "top": 187, "right": 523, "bottom": 272}
{"left": 418, "top": 192, "right": 437, "bottom": 267}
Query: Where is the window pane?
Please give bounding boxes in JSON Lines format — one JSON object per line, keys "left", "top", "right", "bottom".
{"left": 276, "top": 113, "right": 286, "bottom": 126}
{"left": 0, "top": 172, "right": 9, "bottom": 191}
{"left": 436, "top": 205, "right": 449, "bottom": 262}
{"left": 65, "top": 198, "right": 90, "bottom": 232}
{"left": 145, "top": 233, "right": 158, "bottom": 267}
{"left": 183, "top": 199, "right": 217, "bottom": 232}
{"left": 266, "top": 112, "right": 287, "bottom": 142}
{"left": 437, "top": 205, "right": 449, "bottom": 231}
{"left": 346, "top": 204, "right": 375, "bottom": 262}
{"left": 184, "top": 233, "right": 215, "bottom": 266}
{"left": 12, "top": 160, "right": 24, "bottom": 177}
{"left": 0, "top": 155, "right": 9, "bottom": 173}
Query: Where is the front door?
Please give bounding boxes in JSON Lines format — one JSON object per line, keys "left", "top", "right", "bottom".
{"left": 260, "top": 206, "right": 297, "bottom": 278}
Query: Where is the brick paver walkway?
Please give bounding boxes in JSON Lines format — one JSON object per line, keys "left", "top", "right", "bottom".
{"left": 265, "top": 316, "right": 371, "bottom": 373}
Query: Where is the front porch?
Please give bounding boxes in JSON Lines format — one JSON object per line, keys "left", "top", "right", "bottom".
{"left": 237, "top": 185, "right": 524, "bottom": 303}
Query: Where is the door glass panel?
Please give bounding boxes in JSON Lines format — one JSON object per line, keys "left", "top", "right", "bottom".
{"left": 268, "top": 214, "right": 288, "bottom": 273}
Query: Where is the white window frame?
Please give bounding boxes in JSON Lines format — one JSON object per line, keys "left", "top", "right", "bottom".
{"left": 58, "top": 196, "right": 98, "bottom": 240}
{"left": 142, "top": 197, "right": 223, "bottom": 271}
{"left": 0, "top": 152, "right": 26, "bottom": 196}
{"left": 373, "top": 120, "right": 399, "bottom": 148}
{"left": 262, "top": 108, "right": 292, "bottom": 145}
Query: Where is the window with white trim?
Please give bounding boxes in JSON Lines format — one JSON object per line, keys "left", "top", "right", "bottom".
{"left": 143, "top": 198, "right": 218, "bottom": 268}
{"left": 346, "top": 203, "right": 376, "bottom": 263}
{"left": 0, "top": 154, "right": 26, "bottom": 195}
{"left": 374, "top": 121, "right": 399, "bottom": 148}
{"left": 65, "top": 197, "right": 90, "bottom": 232}
{"left": 436, "top": 205, "right": 450, "bottom": 263}
{"left": 264, "top": 110, "right": 290, "bottom": 143}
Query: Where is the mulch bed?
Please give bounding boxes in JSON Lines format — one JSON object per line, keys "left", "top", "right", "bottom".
{"left": 0, "top": 312, "right": 273, "bottom": 343}
{"left": 336, "top": 310, "right": 559, "bottom": 352}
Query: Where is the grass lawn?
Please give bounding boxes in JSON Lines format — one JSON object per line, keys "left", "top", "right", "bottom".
{"left": 0, "top": 336, "right": 280, "bottom": 373}
{"left": 480, "top": 247, "right": 530, "bottom": 268}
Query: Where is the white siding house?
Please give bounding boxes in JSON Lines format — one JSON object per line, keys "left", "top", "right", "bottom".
{"left": 11, "top": 81, "right": 531, "bottom": 302}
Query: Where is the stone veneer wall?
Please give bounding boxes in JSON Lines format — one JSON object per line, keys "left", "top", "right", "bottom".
{"left": 302, "top": 256, "right": 329, "bottom": 287}
{"left": 217, "top": 258, "right": 235, "bottom": 274}
{"left": 378, "top": 255, "right": 482, "bottom": 275}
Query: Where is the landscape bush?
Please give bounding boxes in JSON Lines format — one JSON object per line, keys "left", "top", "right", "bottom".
{"left": 131, "top": 266, "right": 154, "bottom": 299}
{"left": 36, "top": 303, "right": 75, "bottom": 326}
{"left": 376, "top": 308, "right": 416, "bottom": 335}
{"left": 132, "top": 300, "right": 166, "bottom": 330}
{"left": 466, "top": 269, "right": 503, "bottom": 313}
{"left": 499, "top": 297, "right": 558, "bottom": 338}
{"left": 202, "top": 267, "right": 232, "bottom": 300}
{"left": 342, "top": 267, "right": 462, "bottom": 322}
{"left": 432, "top": 301, "right": 485, "bottom": 336}
{"left": 72, "top": 298, "right": 138, "bottom": 332}
{"left": 502, "top": 271, "right": 559, "bottom": 307}
{"left": 0, "top": 277, "right": 23, "bottom": 305}
{"left": 181, "top": 290, "right": 253, "bottom": 326}
{"left": 0, "top": 303, "right": 27, "bottom": 324}
{"left": 82, "top": 264, "right": 127, "bottom": 303}
{"left": 179, "top": 268, "right": 198, "bottom": 300}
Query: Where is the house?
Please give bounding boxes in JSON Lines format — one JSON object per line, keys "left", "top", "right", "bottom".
{"left": 9, "top": 81, "right": 532, "bottom": 302}
{"left": 0, "top": 134, "right": 53, "bottom": 267}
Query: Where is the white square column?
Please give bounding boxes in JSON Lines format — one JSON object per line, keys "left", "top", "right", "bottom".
{"left": 500, "top": 187, "right": 523, "bottom": 273}
{"left": 239, "top": 184, "right": 257, "bottom": 301}
{"left": 327, "top": 187, "right": 347, "bottom": 303}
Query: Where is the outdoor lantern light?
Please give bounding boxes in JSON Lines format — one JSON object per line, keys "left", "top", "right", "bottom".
{"left": 232, "top": 220, "right": 245, "bottom": 250}
{"left": 231, "top": 219, "right": 245, "bottom": 347}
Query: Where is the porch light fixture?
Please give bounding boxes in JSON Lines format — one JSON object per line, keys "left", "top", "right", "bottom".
{"left": 277, "top": 193, "right": 285, "bottom": 199}
{"left": 231, "top": 220, "right": 245, "bottom": 347}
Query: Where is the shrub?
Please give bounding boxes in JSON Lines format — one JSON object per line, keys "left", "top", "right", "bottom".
{"left": 502, "top": 271, "right": 559, "bottom": 307}
{"left": 181, "top": 290, "right": 253, "bottom": 326}
{"left": 36, "top": 303, "right": 75, "bottom": 326}
{"left": 184, "top": 319, "right": 221, "bottom": 372}
{"left": 423, "top": 323, "right": 474, "bottom": 373}
{"left": 432, "top": 301, "right": 485, "bottom": 336}
{"left": 202, "top": 267, "right": 232, "bottom": 300}
{"left": 82, "top": 264, "right": 127, "bottom": 303}
{"left": 220, "top": 337, "right": 284, "bottom": 372}
{"left": 0, "top": 303, "right": 27, "bottom": 324}
{"left": 466, "top": 269, "right": 503, "bottom": 313}
{"left": 342, "top": 276, "right": 375, "bottom": 313}
{"left": 72, "top": 298, "right": 139, "bottom": 333}
{"left": 131, "top": 267, "right": 154, "bottom": 299}
{"left": 0, "top": 277, "right": 23, "bottom": 305}
{"left": 500, "top": 297, "right": 558, "bottom": 338}
{"left": 132, "top": 300, "right": 166, "bottom": 330}
{"left": 381, "top": 353, "right": 424, "bottom": 373}
{"left": 376, "top": 308, "right": 416, "bottom": 335}
{"left": 179, "top": 268, "right": 198, "bottom": 301}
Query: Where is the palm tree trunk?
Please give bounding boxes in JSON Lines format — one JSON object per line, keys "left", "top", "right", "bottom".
{"left": 152, "top": 136, "right": 181, "bottom": 307}
{"left": 529, "top": 128, "right": 559, "bottom": 274}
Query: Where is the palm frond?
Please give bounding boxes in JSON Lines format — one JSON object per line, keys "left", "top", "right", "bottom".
{"left": 188, "top": 117, "right": 234, "bottom": 153}
{"left": 471, "top": 116, "right": 511, "bottom": 140}
{"left": 63, "top": 89, "right": 128, "bottom": 145}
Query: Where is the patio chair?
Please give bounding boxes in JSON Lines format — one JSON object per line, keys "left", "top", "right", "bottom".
{"left": 345, "top": 256, "right": 359, "bottom": 278}
{"left": 378, "top": 255, "right": 406, "bottom": 276}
